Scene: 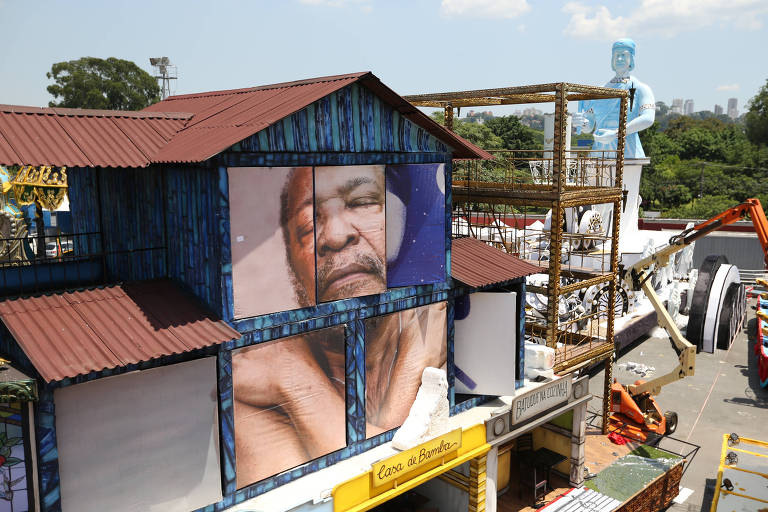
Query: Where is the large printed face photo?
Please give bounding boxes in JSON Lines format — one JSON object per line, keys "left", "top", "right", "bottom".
{"left": 313, "top": 166, "right": 387, "bottom": 302}
{"left": 228, "top": 167, "right": 316, "bottom": 318}
{"left": 232, "top": 325, "right": 346, "bottom": 489}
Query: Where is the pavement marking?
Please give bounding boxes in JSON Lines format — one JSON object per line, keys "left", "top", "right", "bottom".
{"left": 673, "top": 487, "right": 694, "bottom": 504}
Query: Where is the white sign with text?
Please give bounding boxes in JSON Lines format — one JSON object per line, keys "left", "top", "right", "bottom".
{"left": 511, "top": 377, "right": 572, "bottom": 425}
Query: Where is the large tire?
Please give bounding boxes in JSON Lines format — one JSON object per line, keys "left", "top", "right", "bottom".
{"left": 702, "top": 264, "right": 741, "bottom": 353}
{"left": 717, "top": 283, "right": 746, "bottom": 350}
{"left": 688, "top": 255, "right": 728, "bottom": 352}
{"left": 664, "top": 411, "right": 678, "bottom": 435}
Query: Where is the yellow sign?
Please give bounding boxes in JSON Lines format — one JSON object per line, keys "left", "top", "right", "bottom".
{"left": 371, "top": 429, "right": 462, "bottom": 487}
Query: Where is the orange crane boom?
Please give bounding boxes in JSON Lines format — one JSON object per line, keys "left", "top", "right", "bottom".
{"left": 685, "top": 198, "right": 768, "bottom": 268}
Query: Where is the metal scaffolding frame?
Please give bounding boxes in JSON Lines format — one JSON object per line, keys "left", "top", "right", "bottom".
{"left": 407, "top": 83, "right": 628, "bottom": 432}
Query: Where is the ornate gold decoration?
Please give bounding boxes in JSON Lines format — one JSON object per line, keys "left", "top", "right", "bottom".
{"left": 11, "top": 165, "right": 68, "bottom": 210}
{"left": 0, "top": 358, "right": 37, "bottom": 402}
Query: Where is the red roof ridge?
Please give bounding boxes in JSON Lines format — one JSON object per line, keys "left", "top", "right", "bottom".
{"left": 0, "top": 104, "right": 193, "bottom": 120}
{"left": 157, "top": 71, "right": 371, "bottom": 102}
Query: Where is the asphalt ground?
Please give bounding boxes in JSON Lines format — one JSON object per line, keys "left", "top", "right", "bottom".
{"left": 586, "top": 298, "right": 768, "bottom": 511}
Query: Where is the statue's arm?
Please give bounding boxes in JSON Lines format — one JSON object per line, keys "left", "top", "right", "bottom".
{"left": 626, "top": 82, "right": 655, "bottom": 135}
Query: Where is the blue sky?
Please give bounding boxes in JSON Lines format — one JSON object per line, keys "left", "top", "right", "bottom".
{"left": 2, "top": 0, "right": 766, "bottom": 117}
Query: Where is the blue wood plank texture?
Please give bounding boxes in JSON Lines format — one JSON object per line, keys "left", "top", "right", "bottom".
{"left": 232, "top": 84, "right": 447, "bottom": 154}
{"left": 346, "top": 320, "right": 365, "bottom": 444}
{"left": 217, "top": 349, "right": 237, "bottom": 495}
{"left": 97, "top": 167, "right": 166, "bottom": 282}
{"left": 165, "top": 166, "right": 222, "bottom": 313}
{"left": 36, "top": 385, "right": 60, "bottom": 512}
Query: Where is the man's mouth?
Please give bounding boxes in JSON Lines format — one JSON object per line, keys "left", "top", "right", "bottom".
{"left": 322, "top": 263, "right": 372, "bottom": 292}
{"left": 318, "top": 260, "right": 385, "bottom": 301}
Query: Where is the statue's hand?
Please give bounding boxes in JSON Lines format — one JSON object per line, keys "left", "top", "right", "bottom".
{"left": 571, "top": 111, "right": 593, "bottom": 135}
{"left": 593, "top": 128, "right": 618, "bottom": 143}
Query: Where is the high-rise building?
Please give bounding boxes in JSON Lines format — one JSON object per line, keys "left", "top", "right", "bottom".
{"left": 683, "top": 99, "right": 694, "bottom": 115}
{"left": 671, "top": 98, "right": 683, "bottom": 115}
{"left": 714, "top": 104, "right": 724, "bottom": 116}
{"left": 727, "top": 98, "right": 738, "bottom": 119}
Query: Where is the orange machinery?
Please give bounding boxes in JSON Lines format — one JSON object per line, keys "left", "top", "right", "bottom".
{"left": 609, "top": 198, "right": 768, "bottom": 441}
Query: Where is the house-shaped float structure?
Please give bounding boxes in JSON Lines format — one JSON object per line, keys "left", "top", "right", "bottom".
{"left": 0, "top": 72, "right": 590, "bottom": 512}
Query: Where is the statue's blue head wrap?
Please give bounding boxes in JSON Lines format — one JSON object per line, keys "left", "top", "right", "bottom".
{"left": 612, "top": 38, "right": 636, "bottom": 71}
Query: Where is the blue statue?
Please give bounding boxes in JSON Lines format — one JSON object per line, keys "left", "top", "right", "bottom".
{"left": 574, "top": 38, "right": 655, "bottom": 159}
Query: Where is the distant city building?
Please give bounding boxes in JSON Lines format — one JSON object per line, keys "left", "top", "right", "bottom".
{"left": 683, "top": 99, "right": 694, "bottom": 115}
{"left": 514, "top": 107, "right": 543, "bottom": 117}
{"left": 727, "top": 98, "right": 739, "bottom": 119}
{"left": 464, "top": 109, "right": 494, "bottom": 123}
{"left": 671, "top": 98, "right": 683, "bottom": 115}
{"left": 714, "top": 104, "right": 724, "bottom": 116}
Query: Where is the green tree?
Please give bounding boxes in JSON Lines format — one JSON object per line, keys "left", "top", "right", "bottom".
{"left": 47, "top": 57, "right": 160, "bottom": 110}
{"left": 664, "top": 195, "right": 741, "bottom": 219}
{"left": 453, "top": 121, "right": 505, "bottom": 150}
{"left": 745, "top": 79, "right": 768, "bottom": 147}
{"left": 484, "top": 116, "right": 538, "bottom": 150}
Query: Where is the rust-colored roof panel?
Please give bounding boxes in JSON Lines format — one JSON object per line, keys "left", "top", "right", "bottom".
{"left": 111, "top": 117, "right": 168, "bottom": 157}
{"left": 142, "top": 95, "right": 236, "bottom": 114}
{"left": 59, "top": 116, "right": 148, "bottom": 168}
{"left": 150, "top": 73, "right": 365, "bottom": 163}
{"left": 143, "top": 117, "right": 188, "bottom": 141}
{"left": 451, "top": 237, "right": 541, "bottom": 288}
{"left": 0, "top": 112, "right": 92, "bottom": 167}
{"left": 0, "top": 280, "right": 240, "bottom": 382}
{"left": 0, "top": 105, "right": 191, "bottom": 168}
{"left": 182, "top": 91, "right": 276, "bottom": 129}
{"left": 152, "top": 125, "right": 262, "bottom": 164}
{"left": 0, "top": 131, "right": 21, "bottom": 164}
{"left": 0, "top": 71, "right": 489, "bottom": 168}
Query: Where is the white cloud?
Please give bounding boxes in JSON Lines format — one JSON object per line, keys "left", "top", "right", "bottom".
{"left": 440, "top": 0, "right": 530, "bottom": 19}
{"left": 716, "top": 84, "right": 740, "bottom": 92}
{"left": 563, "top": 0, "right": 768, "bottom": 40}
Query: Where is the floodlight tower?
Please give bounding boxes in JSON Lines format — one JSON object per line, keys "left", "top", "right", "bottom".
{"left": 149, "top": 57, "right": 177, "bottom": 100}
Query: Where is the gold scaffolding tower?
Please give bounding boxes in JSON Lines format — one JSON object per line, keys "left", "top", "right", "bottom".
{"left": 406, "top": 83, "right": 628, "bottom": 432}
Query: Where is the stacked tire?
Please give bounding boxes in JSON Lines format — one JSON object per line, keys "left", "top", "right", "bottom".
{"left": 687, "top": 255, "right": 746, "bottom": 353}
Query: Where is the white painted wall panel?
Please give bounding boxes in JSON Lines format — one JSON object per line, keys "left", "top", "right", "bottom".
{"left": 454, "top": 292, "right": 517, "bottom": 395}
{"left": 55, "top": 357, "right": 222, "bottom": 512}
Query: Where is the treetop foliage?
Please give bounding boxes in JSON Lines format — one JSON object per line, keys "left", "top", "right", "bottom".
{"left": 745, "top": 79, "right": 768, "bottom": 147}
{"left": 429, "top": 111, "right": 539, "bottom": 151}
{"left": 47, "top": 57, "right": 160, "bottom": 111}
{"left": 638, "top": 80, "right": 768, "bottom": 218}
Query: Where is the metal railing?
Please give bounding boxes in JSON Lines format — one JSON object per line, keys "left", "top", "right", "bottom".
{"left": 0, "top": 231, "right": 167, "bottom": 297}
{"left": 453, "top": 149, "right": 619, "bottom": 189}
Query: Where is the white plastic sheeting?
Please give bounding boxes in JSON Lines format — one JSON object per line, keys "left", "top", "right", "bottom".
{"left": 454, "top": 292, "right": 517, "bottom": 395}
{"left": 54, "top": 357, "right": 222, "bottom": 512}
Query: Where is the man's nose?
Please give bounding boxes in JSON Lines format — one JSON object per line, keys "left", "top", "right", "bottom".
{"left": 317, "top": 205, "right": 359, "bottom": 256}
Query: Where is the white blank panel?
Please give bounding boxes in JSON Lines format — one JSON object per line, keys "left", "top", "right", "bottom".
{"left": 454, "top": 292, "right": 517, "bottom": 395}
{"left": 55, "top": 358, "right": 222, "bottom": 512}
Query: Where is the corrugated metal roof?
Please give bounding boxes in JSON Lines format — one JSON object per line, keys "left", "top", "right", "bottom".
{"left": 451, "top": 237, "right": 541, "bottom": 288}
{"left": 0, "top": 71, "right": 489, "bottom": 168}
{"left": 149, "top": 71, "right": 491, "bottom": 163}
{"left": 0, "top": 280, "right": 239, "bottom": 382}
{"left": 0, "top": 106, "right": 191, "bottom": 168}
{"left": 149, "top": 73, "right": 368, "bottom": 163}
